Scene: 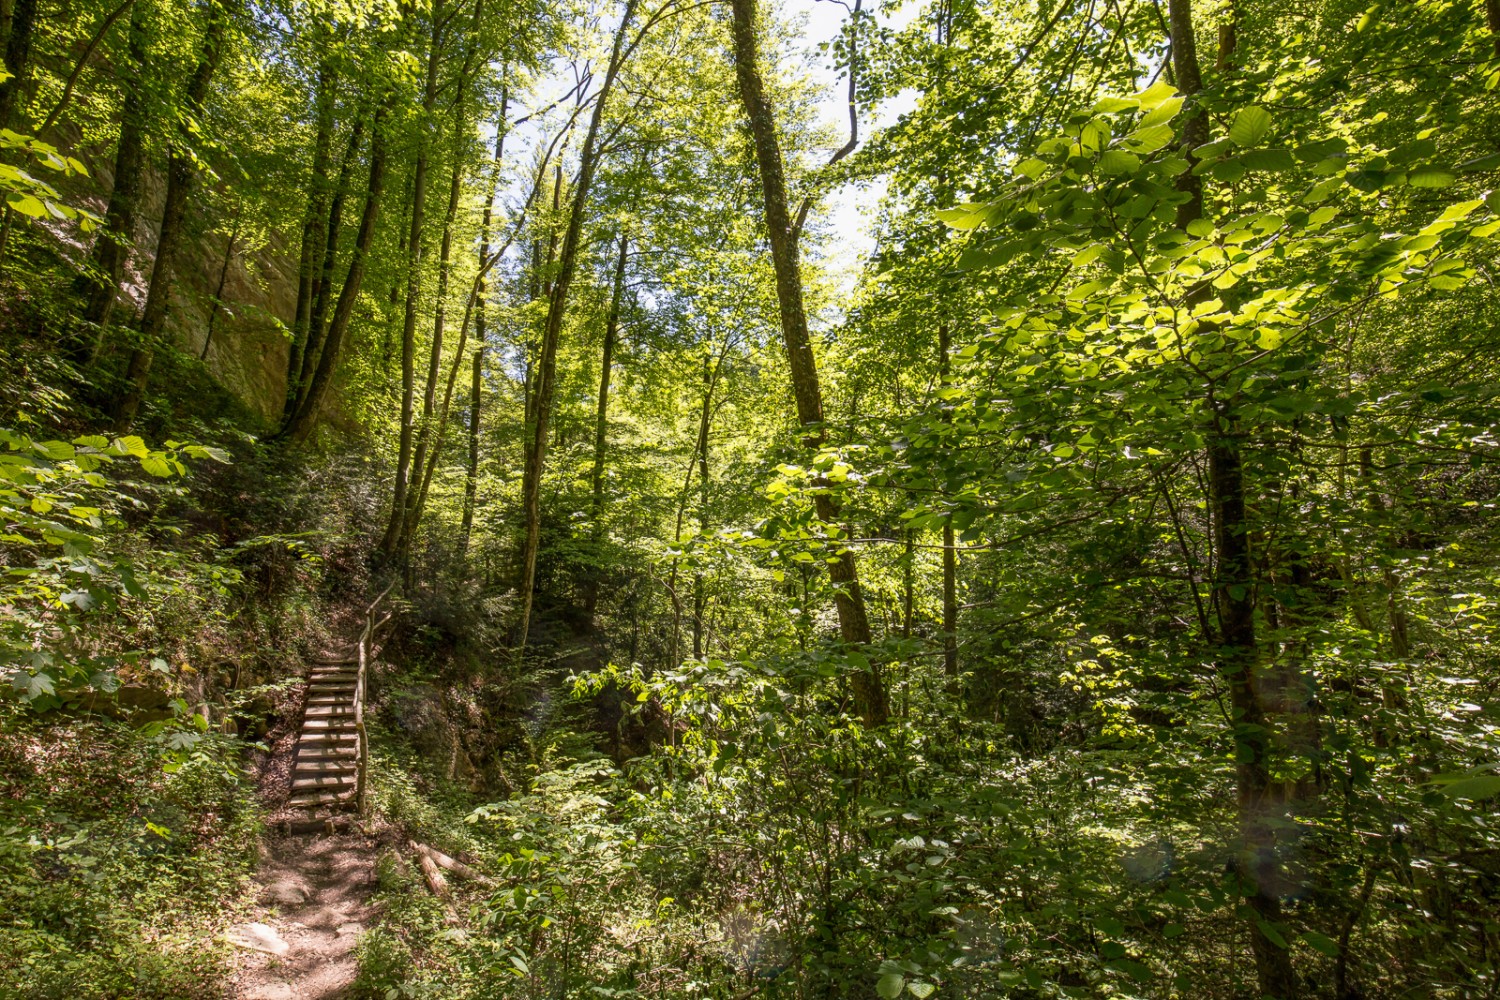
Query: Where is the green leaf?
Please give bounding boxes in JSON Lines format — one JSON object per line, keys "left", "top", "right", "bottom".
{"left": 877, "top": 973, "right": 906, "bottom": 999}
{"left": 936, "top": 205, "right": 990, "bottom": 230}
{"left": 1108, "top": 958, "right": 1153, "bottom": 982}
{"left": 907, "top": 984, "right": 935, "bottom": 999}
{"left": 1098, "top": 149, "right": 1141, "bottom": 175}
{"left": 1439, "top": 775, "right": 1500, "bottom": 799}
{"left": 1134, "top": 80, "right": 1178, "bottom": 111}
{"left": 1458, "top": 151, "right": 1500, "bottom": 173}
{"left": 1241, "top": 148, "right": 1296, "bottom": 172}
{"left": 1257, "top": 921, "right": 1290, "bottom": 949}
{"left": 12, "top": 670, "right": 55, "bottom": 700}
{"left": 1015, "top": 156, "right": 1048, "bottom": 179}
{"left": 1126, "top": 124, "right": 1175, "bottom": 153}
{"left": 1139, "top": 97, "right": 1184, "bottom": 129}
{"left": 140, "top": 454, "right": 174, "bottom": 478}
{"left": 116, "top": 435, "right": 149, "bottom": 458}
{"left": 1228, "top": 106, "right": 1272, "bottom": 147}
{"left": 1408, "top": 165, "right": 1456, "bottom": 188}
{"left": 1301, "top": 931, "right": 1341, "bottom": 957}
{"left": 6, "top": 194, "right": 46, "bottom": 218}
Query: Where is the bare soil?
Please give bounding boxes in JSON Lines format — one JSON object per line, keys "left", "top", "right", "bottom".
{"left": 230, "top": 829, "right": 382, "bottom": 1000}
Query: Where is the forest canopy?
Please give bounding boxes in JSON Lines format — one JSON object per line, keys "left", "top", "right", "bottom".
{"left": 1, "top": 0, "right": 1499, "bottom": 997}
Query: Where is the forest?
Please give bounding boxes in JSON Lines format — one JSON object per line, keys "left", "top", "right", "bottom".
{"left": 1, "top": 0, "right": 1499, "bottom": 995}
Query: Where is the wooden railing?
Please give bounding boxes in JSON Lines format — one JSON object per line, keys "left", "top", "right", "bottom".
{"left": 355, "top": 584, "right": 394, "bottom": 818}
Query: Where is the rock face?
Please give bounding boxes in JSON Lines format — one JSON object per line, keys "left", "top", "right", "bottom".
{"left": 51, "top": 125, "right": 300, "bottom": 426}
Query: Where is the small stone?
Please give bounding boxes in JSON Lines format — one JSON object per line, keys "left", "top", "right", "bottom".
{"left": 262, "top": 881, "right": 309, "bottom": 907}
{"left": 243, "top": 984, "right": 296, "bottom": 1000}
{"left": 225, "top": 921, "right": 290, "bottom": 957}
{"left": 336, "top": 922, "right": 364, "bottom": 936}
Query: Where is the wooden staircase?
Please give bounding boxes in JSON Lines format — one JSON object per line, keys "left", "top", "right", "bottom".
{"left": 288, "top": 588, "right": 391, "bottom": 817}
{"left": 288, "top": 660, "right": 361, "bottom": 811}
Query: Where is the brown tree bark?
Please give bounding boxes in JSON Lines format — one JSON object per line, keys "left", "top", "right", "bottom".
{"left": 70, "top": 0, "right": 149, "bottom": 362}
{"left": 291, "top": 113, "right": 365, "bottom": 418}
{"left": 461, "top": 96, "right": 509, "bottom": 557}
{"left": 114, "top": 0, "right": 229, "bottom": 432}
{"left": 583, "top": 232, "right": 628, "bottom": 621}
{"left": 395, "top": 136, "right": 466, "bottom": 557}
{"left": 0, "top": 0, "right": 36, "bottom": 131}
{"left": 938, "top": 322, "right": 958, "bottom": 678}
{"left": 515, "top": 0, "right": 639, "bottom": 652}
{"left": 728, "top": 0, "right": 886, "bottom": 724}
{"left": 286, "top": 61, "right": 337, "bottom": 415}
{"left": 1171, "top": 0, "right": 1297, "bottom": 993}
{"left": 281, "top": 98, "right": 391, "bottom": 440}
{"left": 381, "top": 0, "right": 446, "bottom": 555}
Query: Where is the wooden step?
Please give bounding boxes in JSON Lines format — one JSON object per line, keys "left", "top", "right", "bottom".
{"left": 295, "top": 756, "right": 357, "bottom": 770}
{"left": 305, "top": 705, "right": 355, "bottom": 717}
{"left": 298, "top": 731, "right": 359, "bottom": 743}
{"left": 306, "top": 694, "right": 354, "bottom": 705}
{"left": 297, "top": 738, "right": 359, "bottom": 752}
{"left": 309, "top": 668, "right": 356, "bottom": 677}
{"left": 294, "top": 759, "right": 358, "bottom": 774}
{"left": 303, "top": 718, "right": 357, "bottom": 731}
{"left": 292, "top": 774, "right": 356, "bottom": 791}
{"left": 288, "top": 788, "right": 356, "bottom": 809}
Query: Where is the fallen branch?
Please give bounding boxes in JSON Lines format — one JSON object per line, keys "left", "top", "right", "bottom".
{"left": 410, "top": 840, "right": 495, "bottom": 886}
{"left": 413, "top": 847, "right": 462, "bottom": 924}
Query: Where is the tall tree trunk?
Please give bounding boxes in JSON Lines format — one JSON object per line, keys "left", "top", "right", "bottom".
{"left": 938, "top": 322, "right": 958, "bottom": 678}
{"left": 728, "top": 0, "right": 886, "bottom": 724}
{"left": 0, "top": 0, "right": 36, "bottom": 130}
{"left": 199, "top": 207, "right": 240, "bottom": 360}
{"left": 70, "top": 0, "right": 150, "bottom": 362}
{"left": 113, "top": 0, "right": 228, "bottom": 432}
{"left": 281, "top": 98, "right": 391, "bottom": 441}
{"left": 382, "top": 1, "right": 446, "bottom": 556}
{"left": 286, "top": 61, "right": 337, "bottom": 416}
{"left": 397, "top": 132, "right": 466, "bottom": 556}
{"left": 291, "top": 113, "right": 365, "bottom": 418}
{"left": 1171, "top": 0, "right": 1296, "bottom": 993}
{"left": 460, "top": 341, "right": 483, "bottom": 551}
{"left": 461, "top": 95, "right": 508, "bottom": 557}
{"left": 515, "top": 0, "right": 639, "bottom": 652}
{"left": 584, "top": 232, "right": 628, "bottom": 621}
{"left": 691, "top": 351, "right": 712, "bottom": 660}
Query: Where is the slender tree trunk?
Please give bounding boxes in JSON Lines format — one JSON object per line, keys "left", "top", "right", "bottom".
{"left": 397, "top": 134, "right": 466, "bottom": 555}
{"left": 938, "top": 322, "right": 958, "bottom": 678}
{"left": 286, "top": 61, "right": 337, "bottom": 415}
{"left": 199, "top": 208, "right": 240, "bottom": 361}
{"left": 114, "top": 0, "right": 228, "bottom": 431}
{"left": 460, "top": 339, "right": 483, "bottom": 550}
{"left": 1171, "top": 0, "right": 1296, "bottom": 993}
{"left": 515, "top": 0, "right": 639, "bottom": 652}
{"left": 691, "top": 352, "right": 712, "bottom": 660}
{"left": 0, "top": 0, "right": 36, "bottom": 130}
{"left": 728, "top": 0, "right": 886, "bottom": 724}
{"left": 382, "top": 2, "right": 445, "bottom": 555}
{"left": 70, "top": 0, "right": 149, "bottom": 362}
{"left": 291, "top": 113, "right": 365, "bottom": 417}
{"left": 461, "top": 95, "right": 508, "bottom": 557}
{"left": 584, "top": 232, "right": 628, "bottom": 621}
{"left": 1487, "top": 0, "right": 1500, "bottom": 58}
{"left": 282, "top": 98, "right": 390, "bottom": 440}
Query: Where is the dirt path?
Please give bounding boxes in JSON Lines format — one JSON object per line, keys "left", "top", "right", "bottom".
{"left": 228, "top": 831, "right": 381, "bottom": 1000}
